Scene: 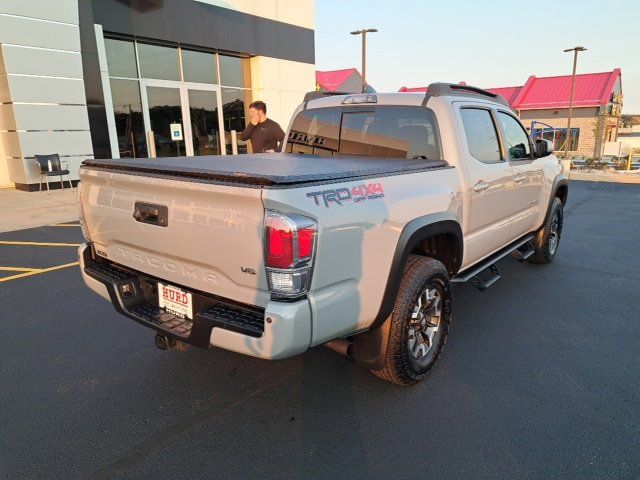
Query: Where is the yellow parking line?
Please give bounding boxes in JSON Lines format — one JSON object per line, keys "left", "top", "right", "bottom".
{"left": 0, "top": 266, "right": 39, "bottom": 272}
{"left": 0, "top": 241, "right": 81, "bottom": 247}
{"left": 49, "top": 223, "right": 80, "bottom": 227}
{"left": 0, "top": 261, "right": 79, "bottom": 283}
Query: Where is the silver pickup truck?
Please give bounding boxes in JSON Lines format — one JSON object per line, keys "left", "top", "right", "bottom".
{"left": 78, "top": 83, "right": 568, "bottom": 386}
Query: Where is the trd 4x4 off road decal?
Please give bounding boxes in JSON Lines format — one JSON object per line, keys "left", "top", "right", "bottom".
{"left": 307, "top": 182, "right": 385, "bottom": 207}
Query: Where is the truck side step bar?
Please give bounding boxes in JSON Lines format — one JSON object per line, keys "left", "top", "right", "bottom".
{"left": 452, "top": 235, "right": 534, "bottom": 291}
{"left": 511, "top": 242, "right": 535, "bottom": 262}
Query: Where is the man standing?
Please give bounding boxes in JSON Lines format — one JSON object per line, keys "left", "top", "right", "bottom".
{"left": 239, "top": 101, "right": 285, "bottom": 153}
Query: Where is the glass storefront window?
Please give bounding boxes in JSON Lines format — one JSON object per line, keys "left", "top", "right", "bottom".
{"left": 219, "top": 55, "right": 246, "bottom": 87}
{"left": 137, "top": 43, "right": 180, "bottom": 81}
{"left": 105, "top": 38, "right": 138, "bottom": 78}
{"left": 221, "top": 88, "right": 251, "bottom": 153}
{"left": 182, "top": 49, "right": 218, "bottom": 84}
{"left": 109, "top": 79, "right": 147, "bottom": 158}
{"left": 188, "top": 89, "right": 220, "bottom": 155}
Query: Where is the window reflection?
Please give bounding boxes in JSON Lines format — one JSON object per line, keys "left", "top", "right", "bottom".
{"left": 137, "top": 43, "right": 180, "bottom": 81}
{"left": 110, "top": 79, "right": 147, "bottom": 158}
{"left": 147, "top": 86, "right": 185, "bottom": 157}
{"left": 104, "top": 38, "right": 138, "bottom": 78}
{"left": 221, "top": 88, "right": 251, "bottom": 153}
{"left": 182, "top": 49, "right": 218, "bottom": 84}
{"left": 188, "top": 89, "right": 220, "bottom": 155}
{"left": 219, "top": 55, "right": 246, "bottom": 88}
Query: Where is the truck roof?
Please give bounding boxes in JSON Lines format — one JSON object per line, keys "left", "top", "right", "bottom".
{"left": 82, "top": 154, "right": 449, "bottom": 188}
{"left": 304, "top": 83, "right": 511, "bottom": 110}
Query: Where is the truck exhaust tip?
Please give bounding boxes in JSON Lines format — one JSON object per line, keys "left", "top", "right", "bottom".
{"left": 325, "top": 339, "right": 353, "bottom": 358}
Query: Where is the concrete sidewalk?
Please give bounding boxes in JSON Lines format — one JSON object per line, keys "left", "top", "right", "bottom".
{"left": 0, "top": 188, "right": 78, "bottom": 233}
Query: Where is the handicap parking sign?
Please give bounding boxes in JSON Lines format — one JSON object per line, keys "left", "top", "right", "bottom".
{"left": 170, "top": 123, "right": 183, "bottom": 141}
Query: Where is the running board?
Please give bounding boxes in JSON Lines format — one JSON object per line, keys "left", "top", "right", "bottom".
{"left": 511, "top": 242, "right": 535, "bottom": 262}
{"left": 452, "top": 235, "right": 534, "bottom": 291}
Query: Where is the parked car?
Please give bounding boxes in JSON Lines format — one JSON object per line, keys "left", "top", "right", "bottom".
{"left": 78, "top": 84, "right": 567, "bottom": 385}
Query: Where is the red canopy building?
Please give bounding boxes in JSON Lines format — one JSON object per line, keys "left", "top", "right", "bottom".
{"left": 316, "top": 68, "right": 376, "bottom": 93}
{"left": 400, "top": 69, "right": 623, "bottom": 158}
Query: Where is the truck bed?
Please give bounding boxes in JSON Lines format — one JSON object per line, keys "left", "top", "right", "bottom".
{"left": 82, "top": 153, "right": 448, "bottom": 187}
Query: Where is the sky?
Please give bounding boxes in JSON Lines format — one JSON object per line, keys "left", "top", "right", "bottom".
{"left": 315, "top": 0, "right": 640, "bottom": 113}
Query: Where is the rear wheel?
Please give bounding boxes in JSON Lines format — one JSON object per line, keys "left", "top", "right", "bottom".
{"left": 372, "top": 255, "right": 452, "bottom": 386}
{"left": 530, "top": 197, "right": 563, "bottom": 264}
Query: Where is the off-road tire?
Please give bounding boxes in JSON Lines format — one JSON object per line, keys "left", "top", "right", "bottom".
{"left": 373, "top": 255, "right": 452, "bottom": 386}
{"left": 529, "top": 197, "right": 563, "bottom": 264}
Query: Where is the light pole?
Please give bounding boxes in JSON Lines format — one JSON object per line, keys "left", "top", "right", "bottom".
{"left": 563, "top": 46, "right": 587, "bottom": 160}
{"left": 350, "top": 28, "right": 378, "bottom": 93}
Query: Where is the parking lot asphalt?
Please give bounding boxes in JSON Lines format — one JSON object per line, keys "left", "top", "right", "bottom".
{"left": 1, "top": 180, "right": 639, "bottom": 480}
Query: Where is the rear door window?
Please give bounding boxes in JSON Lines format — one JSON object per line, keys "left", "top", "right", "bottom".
{"left": 286, "top": 106, "right": 442, "bottom": 160}
{"left": 460, "top": 108, "right": 502, "bottom": 163}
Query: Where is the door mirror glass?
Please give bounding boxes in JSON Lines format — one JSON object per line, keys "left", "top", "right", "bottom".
{"left": 534, "top": 138, "right": 553, "bottom": 157}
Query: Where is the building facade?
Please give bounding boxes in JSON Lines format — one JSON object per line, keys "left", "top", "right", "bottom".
{"left": 492, "top": 70, "right": 623, "bottom": 159}
{"left": 0, "top": 0, "right": 316, "bottom": 190}
{"left": 400, "top": 69, "right": 623, "bottom": 159}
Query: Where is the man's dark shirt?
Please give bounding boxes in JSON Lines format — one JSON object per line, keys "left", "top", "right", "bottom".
{"left": 239, "top": 118, "right": 286, "bottom": 153}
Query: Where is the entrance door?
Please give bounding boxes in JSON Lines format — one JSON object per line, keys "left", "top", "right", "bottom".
{"left": 142, "top": 80, "right": 225, "bottom": 157}
{"left": 185, "top": 85, "right": 224, "bottom": 156}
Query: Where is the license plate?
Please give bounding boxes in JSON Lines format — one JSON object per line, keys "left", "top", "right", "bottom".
{"left": 158, "top": 282, "right": 193, "bottom": 320}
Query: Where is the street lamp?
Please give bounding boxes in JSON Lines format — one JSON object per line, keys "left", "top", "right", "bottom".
{"left": 563, "top": 46, "right": 587, "bottom": 160}
{"left": 350, "top": 28, "right": 378, "bottom": 93}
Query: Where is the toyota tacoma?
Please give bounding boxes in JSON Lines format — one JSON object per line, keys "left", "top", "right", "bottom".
{"left": 78, "top": 83, "right": 568, "bottom": 386}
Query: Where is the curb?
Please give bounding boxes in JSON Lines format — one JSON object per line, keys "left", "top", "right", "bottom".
{"left": 569, "top": 172, "right": 640, "bottom": 185}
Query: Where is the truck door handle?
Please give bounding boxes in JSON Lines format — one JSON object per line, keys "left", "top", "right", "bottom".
{"left": 473, "top": 181, "right": 490, "bottom": 192}
{"left": 514, "top": 174, "right": 526, "bottom": 183}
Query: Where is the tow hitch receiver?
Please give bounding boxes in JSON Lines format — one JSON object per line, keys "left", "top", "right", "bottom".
{"left": 155, "top": 334, "right": 190, "bottom": 351}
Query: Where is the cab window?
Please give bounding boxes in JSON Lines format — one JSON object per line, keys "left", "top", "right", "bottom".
{"left": 497, "top": 112, "right": 532, "bottom": 160}
{"left": 286, "top": 106, "right": 442, "bottom": 160}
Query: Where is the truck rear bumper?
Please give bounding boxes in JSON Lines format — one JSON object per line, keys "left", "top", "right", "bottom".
{"left": 78, "top": 243, "right": 311, "bottom": 359}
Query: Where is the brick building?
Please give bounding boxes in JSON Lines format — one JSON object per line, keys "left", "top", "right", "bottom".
{"left": 400, "top": 69, "right": 623, "bottom": 159}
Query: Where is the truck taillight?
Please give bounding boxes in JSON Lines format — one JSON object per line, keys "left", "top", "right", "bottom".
{"left": 264, "top": 210, "right": 317, "bottom": 299}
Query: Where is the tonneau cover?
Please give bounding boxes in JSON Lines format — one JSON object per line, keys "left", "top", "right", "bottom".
{"left": 82, "top": 153, "right": 448, "bottom": 187}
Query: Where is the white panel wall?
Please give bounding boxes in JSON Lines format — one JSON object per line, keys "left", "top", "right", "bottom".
{"left": 0, "top": 0, "right": 79, "bottom": 24}
{"left": 249, "top": 56, "right": 315, "bottom": 130}
{"left": 0, "top": 0, "right": 93, "bottom": 188}
{"left": 1, "top": 75, "right": 87, "bottom": 104}
{"left": 0, "top": 15, "right": 81, "bottom": 51}
{"left": 0, "top": 45, "right": 84, "bottom": 78}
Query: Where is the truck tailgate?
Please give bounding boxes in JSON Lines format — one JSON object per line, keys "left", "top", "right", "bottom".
{"left": 79, "top": 167, "right": 269, "bottom": 308}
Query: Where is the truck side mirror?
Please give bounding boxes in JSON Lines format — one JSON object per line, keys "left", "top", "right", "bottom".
{"left": 534, "top": 138, "right": 553, "bottom": 158}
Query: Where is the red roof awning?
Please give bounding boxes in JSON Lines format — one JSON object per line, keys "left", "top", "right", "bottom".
{"left": 399, "top": 69, "right": 621, "bottom": 111}
{"left": 509, "top": 69, "right": 621, "bottom": 110}
{"left": 316, "top": 68, "right": 358, "bottom": 92}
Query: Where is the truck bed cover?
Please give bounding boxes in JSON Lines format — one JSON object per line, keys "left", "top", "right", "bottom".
{"left": 82, "top": 153, "right": 448, "bottom": 187}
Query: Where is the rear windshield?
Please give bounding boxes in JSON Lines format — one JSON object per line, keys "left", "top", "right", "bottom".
{"left": 286, "top": 106, "right": 442, "bottom": 160}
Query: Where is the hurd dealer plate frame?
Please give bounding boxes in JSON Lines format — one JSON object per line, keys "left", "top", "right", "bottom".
{"left": 158, "top": 282, "right": 193, "bottom": 320}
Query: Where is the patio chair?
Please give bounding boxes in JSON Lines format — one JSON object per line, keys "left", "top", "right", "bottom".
{"left": 34, "top": 154, "right": 73, "bottom": 193}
